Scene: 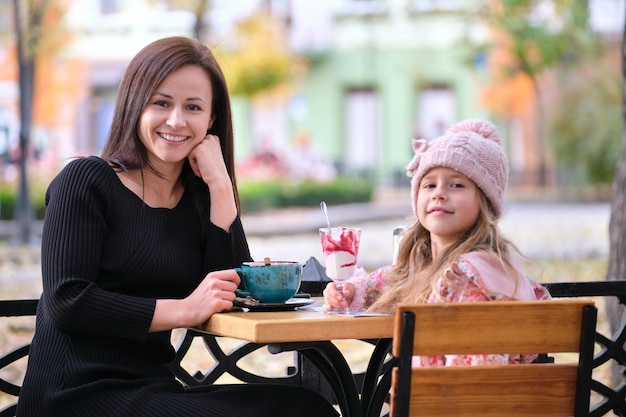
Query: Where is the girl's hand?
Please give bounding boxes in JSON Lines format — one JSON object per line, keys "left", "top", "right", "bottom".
{"left": 322, "top": 282, "right": 355, "bottom": 311}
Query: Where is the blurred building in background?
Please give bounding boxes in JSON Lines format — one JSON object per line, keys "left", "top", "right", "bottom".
{"left": 0, "top": 0, "right": 623, "bottom": 190}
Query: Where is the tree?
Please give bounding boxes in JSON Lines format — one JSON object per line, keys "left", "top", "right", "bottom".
{"left": 13, "top": 0, "right": 42, "bottom": 244}
{"left": 550, "top": 66, "right": 621, "bottom": 187}
{"left": 147, "top": 1, "right": 303, "bottom": 96}
{"left": 6, "top": 0, "right": 68, "bottom": 244}
{"left": 606, "top": 3, "right": 626, "bottom": 387}
{"left": 218, "top": 12, "right": 306, "bottom": 97}
{"left": 476, "top": 0, "right": 600, "bottom": 186}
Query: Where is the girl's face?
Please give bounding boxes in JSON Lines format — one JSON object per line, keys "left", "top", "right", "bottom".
{"left": 416, "top": 166, "right": 480, "bottom": 248}
{"left": 138, "top": 64, "right": 214, "bottom": 168}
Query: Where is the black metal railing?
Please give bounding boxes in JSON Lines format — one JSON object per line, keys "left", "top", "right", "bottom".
{"left": 0, "top": 299, "right": 38, "bottom": 417}
{"left": 545, "top": 280, "right": 626, "bottom": 417}
{"left": 2, "top": 281, "right": 626, "bottom": 417}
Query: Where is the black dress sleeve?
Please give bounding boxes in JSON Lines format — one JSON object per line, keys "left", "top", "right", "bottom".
{"left": 41, "top": 157, "right": 155, "bottom": 343}
{"left": 203, "top": 215, "right": 253, "bottom": 272}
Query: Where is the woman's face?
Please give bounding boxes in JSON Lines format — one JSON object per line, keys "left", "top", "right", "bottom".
{"left": 416, "top": 166, "right": 480, "bottom": 248}
{"left": 138, "top": 64, "right": 214, "bottom": 167}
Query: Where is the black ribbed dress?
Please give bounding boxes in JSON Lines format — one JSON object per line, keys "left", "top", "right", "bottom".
{"left": 16, "top": 157, "right": 338, "bottom": 417}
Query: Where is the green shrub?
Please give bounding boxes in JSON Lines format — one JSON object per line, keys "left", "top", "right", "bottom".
{"left": 0, "top": 177, "right": 374, "bottom": 220}
{"left": 0, "top": 186, "right": 14, "bottom": 220}
{"left": 238, "top": 177, "right": 374, "bottom": 213}
{"left": 0, "top": 183, "right": 47, "bottom": 220}
{"left": 32, "top": 186, "right": 46, "bottom": 219}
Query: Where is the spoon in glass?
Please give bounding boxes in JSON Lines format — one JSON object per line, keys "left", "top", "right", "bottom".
{"left": 320, "top": 201, "right": 331, "bottom": 231}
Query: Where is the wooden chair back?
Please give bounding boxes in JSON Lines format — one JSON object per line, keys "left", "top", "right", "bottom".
{"left": 390, "top": 299, "right": 597, "bottom": 417}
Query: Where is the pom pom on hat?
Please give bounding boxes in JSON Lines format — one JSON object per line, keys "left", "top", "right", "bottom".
{"left": 406, "top": 119, "right": 509, "bottom": 218}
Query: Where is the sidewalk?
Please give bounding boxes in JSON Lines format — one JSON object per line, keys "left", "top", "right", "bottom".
{"left": 0, "top": 198, "right": 412, "bottom": 240}
{"left": 242, "top": 199, "right": 412, "bottom": 237}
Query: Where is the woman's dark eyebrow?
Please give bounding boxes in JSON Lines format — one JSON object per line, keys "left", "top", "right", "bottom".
{"left": 153, "top": 91, "right": 207, "bottom": 103}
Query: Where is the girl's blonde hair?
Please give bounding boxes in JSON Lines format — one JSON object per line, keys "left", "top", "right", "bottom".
{"left": 368, "top": 189, "right": 522, "bottom": 314}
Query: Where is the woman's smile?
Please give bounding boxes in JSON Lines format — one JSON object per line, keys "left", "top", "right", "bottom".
{"left": 158, "top": 132, "right": 190, "bottom": 143}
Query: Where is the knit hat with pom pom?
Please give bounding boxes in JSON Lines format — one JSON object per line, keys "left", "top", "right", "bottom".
{"left": 405, "top": 119, "right": 509, "bottom": 218}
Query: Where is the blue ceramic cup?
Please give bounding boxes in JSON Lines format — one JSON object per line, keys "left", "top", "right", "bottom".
{"left": 235, "top": 261, "right": 302, "bottom": 303}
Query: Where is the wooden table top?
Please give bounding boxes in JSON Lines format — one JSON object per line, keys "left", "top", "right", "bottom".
{"left": 198, "top": 298, "right": 394, "bottom": 344}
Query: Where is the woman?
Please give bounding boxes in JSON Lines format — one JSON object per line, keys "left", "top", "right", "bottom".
{"left": 17, "top": 36, "right": 338, "bottom": 417}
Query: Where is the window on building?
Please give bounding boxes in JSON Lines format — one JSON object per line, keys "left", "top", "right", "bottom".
{"left": 415, "top": 86, "right": 456, "bottom": 140}
{"left": 410, "top": 0, "right": 463, "bottom": 12}
{"left": 589, "top": 0, "right": 625, "bottom": 35}
{"left": 0, "top": 119, "right": 8, "bottom": 163}
{"left": 100, "top": 0, "right": 120, "bottom": 15}
{"left": 338, "top": 0, "right": 387, "bottom": 16}
{"left": 90, "top": 86, "right": 117, "bottom": 154}
{"left": 0, "top": 8, "right": 10, "bottom": 33}
{"left": 344, "top": 88, "right": 381, "bottom": 173}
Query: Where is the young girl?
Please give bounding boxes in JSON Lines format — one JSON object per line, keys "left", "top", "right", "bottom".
{"left": 323, "top": 119, "right": 550, "bottom": 366}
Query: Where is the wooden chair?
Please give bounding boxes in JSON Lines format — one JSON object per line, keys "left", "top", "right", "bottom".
{"left": 390, "top": 299, "right": 597, "bottom": 417}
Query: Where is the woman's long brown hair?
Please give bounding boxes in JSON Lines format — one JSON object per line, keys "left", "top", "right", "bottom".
{"left": 368, "top": 190, "right": 522, "bottom": 314}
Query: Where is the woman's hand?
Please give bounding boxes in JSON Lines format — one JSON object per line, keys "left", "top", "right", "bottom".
{"left": 184, "top": 269, "right": 240, "bottom": 325}
{"left": 188, "top": 134, "right": 230, "bottom": 187}
{"left": 150, "top": 269, "right": 240, "bottom": 332}
{"left": 188, "top": 134, "right": 237, "bottom": 230}
{"left": 322, "top": 282, "right": 355, "bottom": 312}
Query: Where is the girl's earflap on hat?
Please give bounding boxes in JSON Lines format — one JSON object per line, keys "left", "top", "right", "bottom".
{"left": 406, "top": 119, "right": 509, "bottom": 219}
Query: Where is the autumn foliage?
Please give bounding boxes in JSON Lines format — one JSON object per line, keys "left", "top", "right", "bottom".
{"left": 478, "top": 18, "right": 535, "bottom": 119}
{"left": 218, "top": 12, "right": 306, "bottom": 96}
{"left": 1, "top": 0, "right": 77, "bottom": 129}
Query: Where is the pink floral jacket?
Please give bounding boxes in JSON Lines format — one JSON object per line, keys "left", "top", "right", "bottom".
{"left": 348, "top": 251, "right": 552, "bottom": 366}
